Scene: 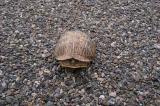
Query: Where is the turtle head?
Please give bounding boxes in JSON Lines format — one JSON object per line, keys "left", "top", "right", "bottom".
{"left": 71, "top": 58, "right": 76, "bottom": 64}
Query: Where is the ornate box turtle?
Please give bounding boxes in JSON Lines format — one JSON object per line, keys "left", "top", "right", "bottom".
{"left": 54, "top": 31, "right": 96, "bottom": 68}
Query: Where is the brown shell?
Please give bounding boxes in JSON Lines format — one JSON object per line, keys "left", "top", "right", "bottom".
{"left": 54, "top": 31, "right": 96, "bottom": 68}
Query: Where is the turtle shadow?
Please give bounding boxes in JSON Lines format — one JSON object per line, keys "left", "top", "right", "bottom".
{"left": 62, "top": 67, "right": 92, "bottom": 86}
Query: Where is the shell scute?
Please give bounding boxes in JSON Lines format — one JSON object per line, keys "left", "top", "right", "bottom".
{"left": 54, "top": 31, "right": 96, "bottom": 68}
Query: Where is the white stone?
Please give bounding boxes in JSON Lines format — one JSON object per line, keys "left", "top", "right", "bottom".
{"left": 111, "top": 41, "right": 116, "bottom": 47}
{"left": 154, "top": 44, "right": 160, "bottom": 49}
{"left": 99, "top": 95, "right": 105, "bottom": 99}
{"left": 109, "top": 91, "right": 117, "bottom": 97}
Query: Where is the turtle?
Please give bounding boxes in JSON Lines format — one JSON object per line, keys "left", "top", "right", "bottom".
{"left": 54, "top": 31, "right": 96, "bottom": 68}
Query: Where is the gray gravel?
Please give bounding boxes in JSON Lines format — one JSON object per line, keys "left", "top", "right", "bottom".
{"left": 0, "top": 0, "right": 160, "bottom": 105}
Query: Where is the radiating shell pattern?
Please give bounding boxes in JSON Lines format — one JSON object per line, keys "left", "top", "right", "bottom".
{"left": 54, "top": 31, "right": 96, "bottom": 68}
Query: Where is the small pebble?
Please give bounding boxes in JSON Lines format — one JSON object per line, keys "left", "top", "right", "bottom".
{"left": 111, "top": 41, "right": 116, "bottom": 47}
{"left": 108, "top": 98, "right": 116, "bottom": 105}
{"left": 43, "top": 69, "right": 51, "bottom": 74}
{"left": 0, "top": 70, "right": 3, "bottom": 76}
{"left": 2, "top": 81, "right": 7, "bottom": 88}
{"left": 31, "top": 93, "right": 37, "bottom": 97}
{"left": 79, "top": 89, "right": 85, "bottom": 94}
{"left": 99, "top": 95, "right": 105, "bottom": 100}
{"left": 154, "top": 44, "right": 160, "bottom": 49}
{"left": 46, "top": 101, "right": 54, "bottom": 106}
{"left": 15, "top": 30, "right": 19, "bottom": 33}
{"left": 93, "top": 73, "right": 98, "bottom": 78}
{"left": 16, "top": 76, "right": 20, "bottom": 81}
{"left": 109, "top": 91, "right": 117, "bottom": 97}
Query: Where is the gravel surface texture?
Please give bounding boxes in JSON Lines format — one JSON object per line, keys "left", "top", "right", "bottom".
{"left": 0, "top": 0, "right": 160, "bottom": 106}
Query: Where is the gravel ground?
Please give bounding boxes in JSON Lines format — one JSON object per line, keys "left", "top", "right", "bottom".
{"left": 0, "top": 0, "right": 160, "bottom": 106}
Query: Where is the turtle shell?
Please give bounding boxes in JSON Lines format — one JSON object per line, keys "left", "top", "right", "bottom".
{"left": 54, "top": 31, "right": 96, "bottom": 68}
